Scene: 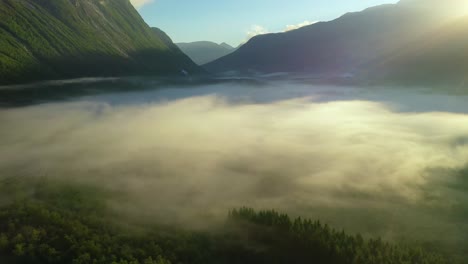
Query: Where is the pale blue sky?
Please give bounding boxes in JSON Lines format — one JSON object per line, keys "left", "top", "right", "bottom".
{"left": 136, "top": 0, "right": 399, "bottom": 46}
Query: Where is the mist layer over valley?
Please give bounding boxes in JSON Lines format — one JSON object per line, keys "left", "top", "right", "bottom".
{"left": 3, "top": 0, "right": 468, "bottom": 262}
{"left": 2, "top": 80, "right": 468, "bottom": 260}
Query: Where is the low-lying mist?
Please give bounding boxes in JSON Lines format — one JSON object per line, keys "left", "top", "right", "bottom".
{"left": 1, "top": 81, "right": 468, "bottom": 253}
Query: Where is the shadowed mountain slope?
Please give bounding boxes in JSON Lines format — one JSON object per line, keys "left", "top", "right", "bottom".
{"left": 205, "top": 0, "right": 462, "bottom": 84}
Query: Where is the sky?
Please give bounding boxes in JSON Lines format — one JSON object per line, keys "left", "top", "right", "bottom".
{"left": 133, "top": 0, "right": 399, "bottom": 46}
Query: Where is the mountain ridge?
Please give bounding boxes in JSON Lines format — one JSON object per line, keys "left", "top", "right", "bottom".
{"left": 177, "top": 41, "right": 235, "bottom": 65}
{"left": 366, "top": 14, "right": 468, "bottom": 86}
{"left": 204, "top": 1, "right": 465, "bottom": 86}
{"left": 0, "top": 0, "right": 200, "bottom": 85}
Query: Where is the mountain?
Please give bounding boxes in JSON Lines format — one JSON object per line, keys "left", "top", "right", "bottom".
{"left": 204, "top": 1, "right": 457, "bottom": 78}
{"left": 367, "top": 15, "right": 468, "bottom": 86}
{"left": 0, "top": 0, "right": 200, "bottom": 85}
{"left": 220, "top": 42, "right": 234, "bottom": 50}
{"left": 176, "top": 41, "right": 235, "bottom": 65}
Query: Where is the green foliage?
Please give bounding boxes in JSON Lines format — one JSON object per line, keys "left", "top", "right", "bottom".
{"left": 0, "top": 182, "right": 450, "bottom": 264}
{"left": 227, "top": 208, "right": 450, "bottom": 264}
{"left": 0, "top": 0, "right": 199, "bottom": 85}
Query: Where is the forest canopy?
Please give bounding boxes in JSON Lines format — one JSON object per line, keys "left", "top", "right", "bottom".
{"left": 0, "top": 180, "right": 450, "bottom": 264}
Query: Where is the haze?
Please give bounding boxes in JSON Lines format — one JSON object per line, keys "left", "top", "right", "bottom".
{"left": 2, "top": 81, "right": 468, "bottom": 257}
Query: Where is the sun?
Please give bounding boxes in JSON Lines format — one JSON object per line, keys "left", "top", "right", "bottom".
{"left": 400, "top": 0, "right": 468, "bottom": 18}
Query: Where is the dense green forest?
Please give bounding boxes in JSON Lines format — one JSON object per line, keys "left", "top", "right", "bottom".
{"left": 0, "top": 0, "right": 199, "bottom": 85}
{"left": 0, "top": 180, "right": 449, "bottom": 264}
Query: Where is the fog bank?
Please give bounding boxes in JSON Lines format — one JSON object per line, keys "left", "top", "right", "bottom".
{"left": 1, "top": 83, "right": 468, "bottom": 250}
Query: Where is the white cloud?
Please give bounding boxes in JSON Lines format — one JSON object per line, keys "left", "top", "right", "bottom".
{"left": 242, "top": 21, "right": 318, "bottom": 45}
{"left": 130, "top": 0, "right": 154, "bottom": 9}
{"left": 284, "top": 20, "right": 317, "bottom": 32}
{"left": 246, "top": 25, "right": 269, "bottom": 40}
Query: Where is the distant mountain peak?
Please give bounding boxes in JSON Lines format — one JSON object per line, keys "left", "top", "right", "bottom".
{"left": 177, "top": 41, "right": 235, "bottom": 65}
{"left": 220, "top": 42, "right": 234, "bottom": 50}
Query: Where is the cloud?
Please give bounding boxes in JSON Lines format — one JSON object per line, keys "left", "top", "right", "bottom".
{"left": 242, "top": 21, "right": 318, "bottom": 44}
{"left": 284, "top": 20, "right": 317, "bottom": 32}
{"left": 245, "top": 25, "right": 269, "bottom": 41}
{"left": 130, "top": 0, "right": 154, "bottom": 9}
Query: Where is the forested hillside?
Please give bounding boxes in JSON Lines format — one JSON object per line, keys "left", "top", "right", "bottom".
{"left": 0, "top": 0, "right": 199, "bottom": 85}
{"left": 0, "top": 180, "right": 449, "bottom": 264}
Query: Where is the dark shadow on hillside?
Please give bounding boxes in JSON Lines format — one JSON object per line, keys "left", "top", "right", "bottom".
{"left": 0, "top": 76, "right": 270, "bottom": 107}
{"left": 0, "top": 48, "right": 204, "bottom": 86}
